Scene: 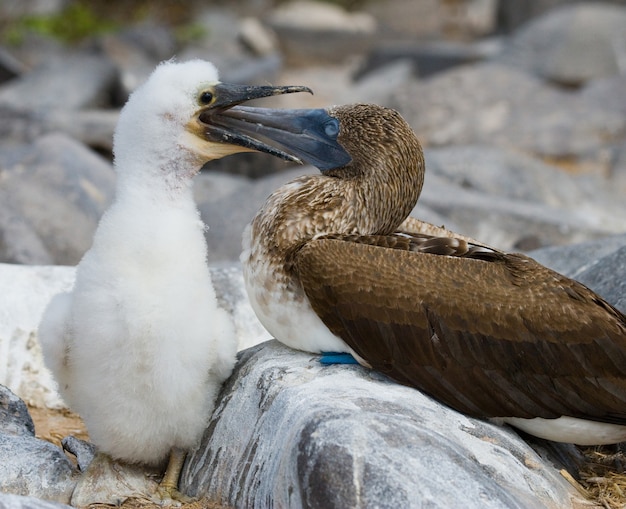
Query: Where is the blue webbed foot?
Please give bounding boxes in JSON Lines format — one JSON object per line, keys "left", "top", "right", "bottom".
{"left": 319, "top": 352, "right": 359, "bottom": 365}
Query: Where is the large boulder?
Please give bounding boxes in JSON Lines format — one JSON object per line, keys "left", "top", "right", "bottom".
{"left": 0, "top": 385, "right": 76, "bottom": 504}
{"left": 181, "top": 341, "right": 580, "bottom": 508}
{"left": 0, "top": 53, "right": 117, "bottom": 111}
{"left": 0, "top": 494, "right": 73, "bottom": 509}
{"left": 417, "top": 145, "right": 625, "bottom": 250}
{"left": 394, "top": 62, "right": 625, "bottom": 168}
{"left": 0, "top": 133, "right": 115, "bottom": 266}
{"left": 497, "top": 3, "right": 626, "bottom": 85}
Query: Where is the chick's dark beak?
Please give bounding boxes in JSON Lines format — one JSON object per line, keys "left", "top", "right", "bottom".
{"left": 208, "top": 83, "right": 312, "bottom": 109}
{"left": 199, "top": 83, "right": 352, "bottom": 171}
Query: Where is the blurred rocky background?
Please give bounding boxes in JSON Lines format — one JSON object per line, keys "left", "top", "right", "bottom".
{"left": 0, "top": 0, "right": 624, "bottom": 266}
{"left": 1, "top": 1, "right": 626, "bottom": 508}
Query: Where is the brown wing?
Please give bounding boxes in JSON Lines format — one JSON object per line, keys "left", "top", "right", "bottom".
{"left": 295, "top": 235, "right": 626, "bottom": 423}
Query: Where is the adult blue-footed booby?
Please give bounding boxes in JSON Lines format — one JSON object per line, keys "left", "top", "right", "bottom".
{"left": 241, "top": 103, "right": 626, "bottom": 446}
{"left": 37, "top": 59, "right": 314, "bottom": 501}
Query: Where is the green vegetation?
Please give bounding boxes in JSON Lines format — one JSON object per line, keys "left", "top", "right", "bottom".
{"left": 1, "top": 0, "right": 208, "bottom": 47}
{"left": 173, "top": 22, "right": 207, "bottom": 46}
{"left": 1, "top": 0, "right": 366, "bottom": 47}
{"left": 3, "top": 2, "right": 118, "bottom": 45}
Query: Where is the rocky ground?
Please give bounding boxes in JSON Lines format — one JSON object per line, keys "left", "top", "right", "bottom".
{"left": 1, "top": 0, "right": 626, "bottom": 508}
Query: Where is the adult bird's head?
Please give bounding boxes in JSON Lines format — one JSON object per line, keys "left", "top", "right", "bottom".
{"left": 242, "top": 103, "right": 425, "bottom": 236}
{"left": 324, "top": 104, "right": 425, "bottom": 229}
{"left": 112, "top": 59, "right": 327, "bottom": 188}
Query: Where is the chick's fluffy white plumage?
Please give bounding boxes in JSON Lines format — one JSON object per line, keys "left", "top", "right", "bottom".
{"left": 38, "top": 60, "right": 237, "bottom": 465}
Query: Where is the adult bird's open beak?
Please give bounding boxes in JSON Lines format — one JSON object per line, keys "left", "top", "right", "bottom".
{"left": 195, "top": 83, "right": 352, "bottom": 171}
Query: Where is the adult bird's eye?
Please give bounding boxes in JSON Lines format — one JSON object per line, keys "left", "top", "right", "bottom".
{"left": 324, "top": 119, "right": 340, "bottom": 138}
{"left": 200, "top": 91, "right": 213, "bottom": 105}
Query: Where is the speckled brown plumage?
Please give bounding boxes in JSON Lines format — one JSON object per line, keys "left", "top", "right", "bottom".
{"left": 243, "top": 102, "right": 626, "bottom": 440}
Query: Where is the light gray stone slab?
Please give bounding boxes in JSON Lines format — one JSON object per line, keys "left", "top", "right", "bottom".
{"left": 417, "top": 172, "right": 617, "bottom": 251}
{"left": 182, "top": 341, "right": 580, "bottom": 509}
{"left": 0, "top": 386, "right": 76, "bottom": 504}
{"left": 575, "top": 246, "right": 626, "bottom": 313}
{"left": 395, "top": 62, "right": 625, "bottom": 165}
{"left": 0, "top": 53, "right": 117, "bottom": 111}
{"left": 0, "top": 133, "right": 115, "bottom": 266}
{"left": 529, "top": 233, "right": 626, "bottom": 278}
{"left": 0, "top": 494, "right": 72, "bottom": 509}
{"left": 497, "top": 3, "right": 626, "bottom": 85}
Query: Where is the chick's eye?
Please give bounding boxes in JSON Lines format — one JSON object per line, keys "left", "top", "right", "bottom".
{"left": 324, "top": 118, "right": 340, "bottom": 137}
{"left": 199, "top": 91, "right": 213, "bottom": 105}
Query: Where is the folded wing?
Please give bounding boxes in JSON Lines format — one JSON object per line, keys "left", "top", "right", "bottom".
{"left": 295, "top": 233, "right": 626, "bottom": 424}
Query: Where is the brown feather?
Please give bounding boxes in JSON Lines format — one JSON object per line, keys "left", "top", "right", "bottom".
{"left": 295, "top": 237, "right": 626, "bottom": 423}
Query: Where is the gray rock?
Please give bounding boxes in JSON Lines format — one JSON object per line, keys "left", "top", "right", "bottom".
{"left": 424, "top": 145, "right": 602, "bottom": 208}
{"left": 0, "top": 106, "right": 117, "bottom": 151}
{"left": 0, "top": 192, "right": 53, "bottom": 265}
{"left": 0, "top": 53, "right": 118, "bottom": 111}
{"left": 0, "top": 384, "right": 35, "bottom": 437}
{"left": 0, "top": 432, "right": 76, "bottom": 502}
{"left": 528, "top": 233, "right": 626, "bottom": 278}
{"left": 423, "top": 145, "right": 626, "bottom": 240}
{"left": 496, "top": 0, "right": 626, "bottom": 32}
{"left": 453, "top": 0, "right": 499, "bottom": 37}
{"left": 363, "top": 0, "right": 442, "bottom": 39}
{"left": 0, "top": 34, "right": 67, "bottom": 72}
{"left": 412, "top": 202, "right": 463, "bottom": 234}
{"left": 0, "top": 47, "right": 25, "bottom": 84}
{"left": 239, "top": 17, "right": 279, "bottom": 57}
{"left": 415, "top": 145, "right": 625, "bottom": 251}
{"left": 496, "top": 3, "right": 626, "bottom": 85}
{"left": 0, "top": 133, "right": 115, "bottom": 265}
{"left": 395, "top": 62, "right": 625, "bottom": 167}
{"left": 0, "top": 108, "right": 42, "bottom": 146}
{"left": 70, "top": 453, "right": 160, "bottom": 507}
{"left": 196, "top": 166, "right": 310, "bottom": 262}
{"left": 61, "top": 436, "right": 95, "bottom": 472}
{"left": 575, "top": 246, "right": 626, "bottom": 313}
{"left": 344, "top": 59, "right": 416, "bottom": 107}
{"left": 179, "top": 8, "right": 282, "bottom": 87}
{"left": 195, "top": 171, "right": 254, "bottom": 262}
{"left": 0, "top": 494, "right": 72, "bottom": 509}
{"left": 418, "top": 173, "right": 614, "bottom": 251}
{"left": 0, "top": 387, "right": 76, "bottom": 504}
{"left": 0, "top": 0, "right": 68, "bottom": 21}
{"left": 275, "top": 62, "right": 358, "bottom": 112}
{"left": 219, "top": 53, "right": 284, "bottom": 86}
{"left": 98, "top": 24, "right": 176, "bottom": 103}
{"left": 357, "top": 39, "right": 497, "bottom": 80}
{"left": 268, "top": 0, "right": 376, "bottom": 33}
{"left": 38, "top": 109, "right": 119, "bottom": 151}
{"left": 612, "top": 141, "right": 626, "bottom": 194}
{"left": 267, "top": 0, "right": 377, "bottom": 64}
{"left": 581, "top": 73, "right": 626, "bottom": 118}
{"left": 181, "top": 341, "right": 579, "bottom": 508}
{"left": 187, "top": 8, "right": 247, "bottom": 62}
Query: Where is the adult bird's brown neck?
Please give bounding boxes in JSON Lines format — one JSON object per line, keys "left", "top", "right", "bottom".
{"left": 248, "top": 103, "right": 426, "bottom": 265}
{"left": 325, "top": 104, "right": 425, "bottom": 235}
